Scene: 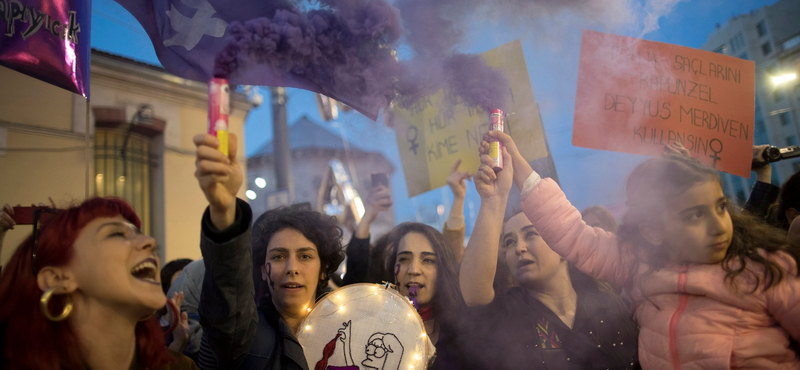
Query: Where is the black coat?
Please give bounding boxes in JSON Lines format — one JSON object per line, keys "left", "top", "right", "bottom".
{"left": 197, "top": 200, "right": 308, "bottom": 370}
{"left": 462, "top": 281, "right": 640, "bottom": 370}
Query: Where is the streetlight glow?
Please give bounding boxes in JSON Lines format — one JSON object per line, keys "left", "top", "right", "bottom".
{"left": 255, "top": 177, "right": 267, "bottom": 188}
{"left": 772, "top": 73, "right": 797, "bottom": 86}
{"left": 246, "top": 190, "right": 257, "bottom": 200}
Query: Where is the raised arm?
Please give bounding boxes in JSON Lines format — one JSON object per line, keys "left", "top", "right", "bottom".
{"left": 194, "top": 133, "right": 256, "bottom": 368}
{"left": 0, "top": 204, "right": 15, "bottom": 268}
{"left": 443, "top": 159, "right": 471, "bottom": 263}
{"left": 483, "top": 130, "right": 634, "bottom": 287}
{"left": 745, "top": 145, "right": 779, "bottom": 218}
{"left": 459, "top": 149, "right": 514, "bottom": 306}
{"left": 342, "top": 185, "right": 392, "bottom": 285}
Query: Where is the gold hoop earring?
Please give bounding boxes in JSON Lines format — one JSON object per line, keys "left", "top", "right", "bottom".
{"left": 40, "top": 287, "right": 73, "bottom": 322}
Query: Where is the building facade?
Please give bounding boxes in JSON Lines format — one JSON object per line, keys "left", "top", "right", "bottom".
{"left": 0, "top": 50, "right": 251, "bottom": 265}
{"left": 701, "top": 0, "right": 800, "bottom": 201}
{"left": 247, "top": 116, "right": 395, "bottom": 237}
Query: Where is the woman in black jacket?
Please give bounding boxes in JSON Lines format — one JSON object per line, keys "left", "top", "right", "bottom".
{"left": 193, "top": 133, "right": 344, "bottom": 370}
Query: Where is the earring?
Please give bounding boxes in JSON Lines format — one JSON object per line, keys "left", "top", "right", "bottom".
{"left": 40, "top": 287, "right": 73, "bottom": 322}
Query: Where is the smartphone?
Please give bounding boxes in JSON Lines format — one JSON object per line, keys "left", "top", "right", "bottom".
{"left": 371, "top": 173, "right": 389, "bottom": 188}
{"left": 11, "top": 206, "right": 36, "bottom": 225}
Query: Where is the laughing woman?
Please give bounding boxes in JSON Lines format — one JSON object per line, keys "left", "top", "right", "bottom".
{"left": 0, "top": 198, "right": 195, "bottom": 370}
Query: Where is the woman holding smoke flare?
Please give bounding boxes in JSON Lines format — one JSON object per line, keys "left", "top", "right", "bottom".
{"left": 460, "top": 145, "right": 639, "bottom": 369}
{"left": 192, "top": 133, "right": 344, "bottom": 370}
{"left": 480, "top": 130, "right": 800, "bottom": 369}
{"left": 0, "top": 198, "right": 195, "bottom": 370}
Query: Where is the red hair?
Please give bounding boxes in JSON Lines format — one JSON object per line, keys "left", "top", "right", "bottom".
{"left": 0, "top": 197, "right": 175, "bottom": 369}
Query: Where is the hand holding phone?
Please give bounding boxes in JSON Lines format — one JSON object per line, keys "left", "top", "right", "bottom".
{"left": 371, "top": 173, "right": 389, "bottom": 188}
{"left": 11, "top": 206, "right": 35, "bottom": 225}
{"left": 1, "top": 204, "right": 18, "bottom": 231}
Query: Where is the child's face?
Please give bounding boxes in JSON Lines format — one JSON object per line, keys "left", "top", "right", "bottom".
{"left": 656, "top": 180, "right": 733, "bottom": 264}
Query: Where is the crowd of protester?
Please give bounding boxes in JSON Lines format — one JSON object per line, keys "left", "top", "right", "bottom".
{"left": 0, "top": 125, "right": 798, "bottom": 370}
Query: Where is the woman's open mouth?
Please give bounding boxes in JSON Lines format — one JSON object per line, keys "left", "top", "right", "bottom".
{"left": 131, "top": 258, "right": 159, "bottom": 285}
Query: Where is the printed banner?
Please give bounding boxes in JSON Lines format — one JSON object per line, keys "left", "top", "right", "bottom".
{"left": 0, "top": 0, "right": 91, "bottom": 97}
{"left": 573, "top": 30, "right": 756, "bottom": 177}
{"left": 393, "top": 40, "right": 549, "bottom": 197}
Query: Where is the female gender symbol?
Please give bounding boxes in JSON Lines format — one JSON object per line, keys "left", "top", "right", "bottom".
{"left": 708, "top": 139, "right": 723, "bottom": 168}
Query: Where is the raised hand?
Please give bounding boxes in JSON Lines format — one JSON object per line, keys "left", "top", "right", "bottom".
{"left": 663, "top": 141, "right": 690, "bottom": 158}
{"left": 446, "top": 159, "right": 472, "bottom": 199}
{"left": 479, "top": 131, "right": 532, "bottom": 191}
{"left": 751, "top": 144, "right": 773, "bottom": 183}
{"left": 363, "top": 185, "right": 393, "bottom": 223}
{"left": 167, "top": 291, "right": 191, "bottom": 354}
{"left": 194, "top": 133, "right": 242, "bottom": 230}
{"left": 0, "top": 204, "right": 15, "bottom": 233}
{"left": 474, "top": 149, "right": 513, "bottom": 202}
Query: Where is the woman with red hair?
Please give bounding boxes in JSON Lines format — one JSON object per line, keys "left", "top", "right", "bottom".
{"left": 0, "top": 197, "right": 196, "bottom": 370}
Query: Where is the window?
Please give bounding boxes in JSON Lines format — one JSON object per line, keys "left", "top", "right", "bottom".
{"left": 762, "top": 42, "right": 773, "bottom": 55}
{"left": 738, "top": 52, "right": 749, "bottom": 60}
{"left": 756, "top": 21, "right": 767, "bottom": 37}
{"left": 730, "top": 33, "right": 746, "bottom": 53}
{"left": 782, "top": 35, "right": 800, "bottom": 51}
{"left": 95, "top": 129, "right": 154, "bottom": 235}
{"left": 774, "top": 89, "right": 785, "bottom": 102}
{"left": 779, "top": 112, "right": 792, "bottom": 125}
{"left": 787, "top": 135, "right": 798, "bottom": 147}
{"left": 713, "top": 45, "right": 728, "bottom": 54}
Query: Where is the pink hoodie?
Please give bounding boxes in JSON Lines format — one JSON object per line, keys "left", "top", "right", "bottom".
{"left": 522, "top": 178, "right": 800, "bottom": 369}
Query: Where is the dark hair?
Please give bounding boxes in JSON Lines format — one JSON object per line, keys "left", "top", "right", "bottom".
{"left": 619, "top": 155, "right": 800, "bottom": 291}
{"left": 499, "top": 211, "right": 612, "bottom": 295}
{"left": 0, "top": 197, "right": 174, "bottom": 370}
{"left": 161, "top": 258, "right": 193, "bottom": 294}
{"left": 251, "top": 205, "right": 345, "bottom": 301}
{"left": 771, "top": 170, "right": 800, "bottom": 230}
{"left": 385, "top": 223, "right": 466, "bottom": 326}
{"left": 367, "top": 233, "right": 394, "bottom": 284}
{"left": 581, "top": 205, "right": 618, "bottom": 233}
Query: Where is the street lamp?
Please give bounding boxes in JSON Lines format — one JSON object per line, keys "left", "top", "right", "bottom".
{"left": 255, "top": 177, "right": 267, "bottom": 188}
{"left": 246, "top": 190, "right": 257, "bottom": 200}
{"left": 772, "top": 72, "right": 797, "bottom": 86}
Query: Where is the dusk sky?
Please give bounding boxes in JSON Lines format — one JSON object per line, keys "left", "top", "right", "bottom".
{"left": 91, "top": 0, "right": 779, "bottom": 233}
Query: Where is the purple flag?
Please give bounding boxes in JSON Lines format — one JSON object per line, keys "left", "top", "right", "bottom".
{"left": 113, "top": 0, "right": 403, "bottom": 121}
{"left": 0, "top": 0, "right": 91, "bottom": 97}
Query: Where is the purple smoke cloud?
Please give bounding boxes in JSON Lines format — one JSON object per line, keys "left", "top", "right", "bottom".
{"left": 213, "top": 0, "right": 669, "bottom": 119}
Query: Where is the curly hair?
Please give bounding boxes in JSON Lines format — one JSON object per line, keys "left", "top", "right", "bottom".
{"left": 384, "top": 223, "right": 466, "bottom": 327}
{"left": 619, "top": 154, "right": 800, "bottom": 291}
{"left": 251, "top": 205, "right": 345, "bottom": 301}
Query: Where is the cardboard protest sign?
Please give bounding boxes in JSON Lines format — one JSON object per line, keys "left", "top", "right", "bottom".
{"left": 393, "top": 40, "right": 548, "bottom": 197}
{"left": 573, "top": 30, "right": 756, "bottom": 177}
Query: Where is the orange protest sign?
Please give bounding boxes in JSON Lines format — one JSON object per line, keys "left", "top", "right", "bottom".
{"left": 573, "top": 30, "right": 755, "bottom": 177}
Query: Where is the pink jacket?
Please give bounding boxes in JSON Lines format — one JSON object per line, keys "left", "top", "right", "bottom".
{"left": 522, "top": 178, "right": 800, "bottom": 369}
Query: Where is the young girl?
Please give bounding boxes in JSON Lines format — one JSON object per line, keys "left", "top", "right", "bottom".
{"left": 482, "top": 131, "right": 800, "bottom": 369}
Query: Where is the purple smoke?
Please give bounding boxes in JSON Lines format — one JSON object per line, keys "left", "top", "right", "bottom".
{"left": 214, "top": 0, "right": 654, "bottom": 118}
{"left": 214, "top": 1, "right": 402, "bottom": 112}
{"left": 214, "top": 0, "right": 511, "bottom": 116}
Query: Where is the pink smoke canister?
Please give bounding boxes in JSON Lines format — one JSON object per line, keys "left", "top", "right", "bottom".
{"left": 208, "top": 77, "right": 230, "bottom": 156}
{"left": 489, "top": 109, "right": 504, "bottom": 172}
